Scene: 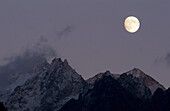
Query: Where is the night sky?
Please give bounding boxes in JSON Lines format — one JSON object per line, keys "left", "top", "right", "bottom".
{"left": 0, "top": 0, "right": 170, "bottom": 87}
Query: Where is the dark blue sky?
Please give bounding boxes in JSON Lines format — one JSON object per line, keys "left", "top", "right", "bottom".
{"left": 0, "top": 0, "right": 170, "bottom": 87}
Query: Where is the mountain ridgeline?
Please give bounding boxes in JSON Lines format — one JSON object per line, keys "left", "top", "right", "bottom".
{"left": 0, "top": 58, "right": 169, "bottom": 111}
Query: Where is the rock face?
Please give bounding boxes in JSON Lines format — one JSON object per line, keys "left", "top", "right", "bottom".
{"left": 60, "top": 72, "right": 170, "bottom": 111}
{"left": 86, "top": 72, "right": 117, "bottom": 84}
{"left": 126, "top": 68, "right": 165, "bottom": 94}
{"left": 117, "top": 73, "right": 152, "bottom": 100}
{"left": 87, "top": 70, "right": 153, "bottom": 100}
{"left": 60, "top": 72, "right": 142, "bottom": 111}
{"left": 86, "top": 73, "right": 105, "bottom": 84}
{"left": 86, "top": 72, "right": 119, "bottom": 84}
{"left": 0, "top": 58, "right": 48, "bottom": 103}
{"left": 6, "top": 58, "right": 87, "bottom": 111}
{"left": 86, "top": 68, "right": 165, "bottom": 96}
{"left": 2, "top": 58, "right": 168, "bottom": 111}
{"left": 151, "top": 88, "right": 170, "bottom": 111}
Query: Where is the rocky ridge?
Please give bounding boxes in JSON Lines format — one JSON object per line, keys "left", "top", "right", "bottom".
{"left": 0, "top": 58, "right": 167, "bottom": 111}
{"left": 60, "top": 71, "right": 170, "bottom": 111}
{"left": 6, "top": 58, "right": 87, "bottom": 111}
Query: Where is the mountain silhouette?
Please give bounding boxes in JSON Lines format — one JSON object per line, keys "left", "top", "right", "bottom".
{"left": 0, "top": 58, "right": 168, "bottom": 111}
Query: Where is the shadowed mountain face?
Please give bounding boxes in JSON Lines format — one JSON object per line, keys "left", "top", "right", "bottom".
{"left": 117, "top": 73, "right": 152, "bottom": 100}
{"left": 60, "top": 72, "right": 142, "bottom": 111}
{"left": 86, "top": 68, "right": 165, "bottom": 95}
{"left": 126, "top": 68, "right": 165, "bottom": 94}
{"left": 151, "top": 88, "right": 170, "bottom": 111}
{"left": 60, "top": 72, "right": 170, "bottom": 111}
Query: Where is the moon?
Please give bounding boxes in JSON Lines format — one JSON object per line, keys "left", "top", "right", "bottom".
{"left": 124, "top": 16, "right": 140, "bottom": 33}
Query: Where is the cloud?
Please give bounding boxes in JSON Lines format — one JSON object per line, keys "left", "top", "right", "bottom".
{"left": 57, "top": 25, "right": 74, "bottom": 37}
{"left": 165, "top": 53, "right": 170, "bottom": 66}
{"left": 154, "top": 53, "right": 170, "bottom": 66}
{"left": 0, "top": 36, "right": 57, "bottom": 87}
{"left": 0, "top": 24, "right": 74, "bottom": 88}
{"left": 0, "top": 23, "right": 74, "bottom": 87}
{"left": 30, "top": 36, "right": 57, "bottom": 58}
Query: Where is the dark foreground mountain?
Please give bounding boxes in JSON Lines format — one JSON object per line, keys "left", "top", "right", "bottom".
{"left": 117, "top": 73, "right": 152, "bottom": 100}
{"left": 60, "top": 71, "right": 143, "bottom": 111}
{"left": 60, "top": 71, "right": 170, "bottom": 111}
{"left": 151, "top": 88, "right": 170, "bottom": 111}
{"left": 87, "top": 68, "right": 165, "bottom": 95}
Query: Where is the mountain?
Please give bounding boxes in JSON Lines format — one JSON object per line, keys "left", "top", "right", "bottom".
{"left": 60, "top": 71, "right": 143, "bottom": 111}
{"left": 1, "top": 57, "right": 168, "bottom": 111}
{"left": 0, "top": 58, "right": 48, "bottom": 103}
{"left": 126, "top": 68, "right": 165, "bottom": 94}
{"left": 117, "top": 73, "right": 152, "bottom": 99}
{"left": 0, "top": 72, "right": 35, "bottom": 103}
{"left": 6, "top": 58, "right": 87, "bottom": 111}
{"left": 86, "top": 72, "right": 120, "bottom": 84}
{"left": 60, "top": 72, "right": 170, "bottom": 111}
{"left": 151, "top": 88, "right": 170, "bottom": 111}
{"left": 86, "top": 68, "right": 165, "bottom": 95}
{"left": 0, "top": 55, "right": 46, "bottom": 88}
{"left": 86, "top": 72, "right": 116, "bottom": 84}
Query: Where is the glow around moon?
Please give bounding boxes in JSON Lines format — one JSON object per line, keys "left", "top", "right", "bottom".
{"left": 124, "top": 16, "right": 140, "bottom": 33}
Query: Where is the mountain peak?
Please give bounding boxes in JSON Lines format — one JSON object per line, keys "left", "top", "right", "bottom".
{"left": 126, "top": 68, "right": 165, "bottom": 94}
{"left": 63, "top": 59, "right": 69, "bottom": 65}
{"left": 103, "top": 70, "right": 111, "bottom": 76}
{"left": 6, "top": 57, "right": 87, "bottom": 111}
{"left": 86, "top": 71, "right": 112, "bottom": 84}
{"left": 51, "top": 58, "right": 62, "bottom": 65}
{"left": 48, "top": 58, "right": 64, "bottom": 73}
{"left": 126, "top": 68, "right": 145, "bottom": 77}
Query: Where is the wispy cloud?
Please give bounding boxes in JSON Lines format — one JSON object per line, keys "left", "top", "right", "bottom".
{"left": 154, "top": 52, "right": 170, "bottom": 66}
{"left": 165, "top": 53, "right": 170, "bottom": 66}
{"left": 0, "top": 36, "right": 57, "bottom": 87}
{"left": 57, "top": 25, "right": 74, "bottom": 37}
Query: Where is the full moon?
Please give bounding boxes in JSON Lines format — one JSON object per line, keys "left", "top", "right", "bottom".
{"left": 124, "top": 16, "right": 140, "bottom": 33}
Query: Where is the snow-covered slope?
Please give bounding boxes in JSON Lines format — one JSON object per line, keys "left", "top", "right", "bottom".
{"left": 0, "top": 58, "right": 49, "bottom": 103}
{"left": 6, "top": 58, "right": 87, "bottom": 111}
{"left": 0, "top": 72, "right": 35, "bottom": 102}
{"left": 0, "top": 59, "right": 49, "bottom": 103}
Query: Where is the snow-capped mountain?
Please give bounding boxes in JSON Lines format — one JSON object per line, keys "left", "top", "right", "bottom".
{"left": 60, "top": 71, "right": 170, "bottom": 111}
{"left": 0, "top": 72, "right": 35, "bottom": 103}
{"left": 0, "top": 58, "right": 168, "bottom": 111}
{"left": 60, "top": 71, "right": 145, "bottom": 111}
{"left": 87, "top": 71, "right": 152, "bottom": 99}
{"left": 86, "top": 68, "right": 165, "bottom": 95}
{"left": 6, "top": 58, "right": 87, "bottom": 111}
{"left": 126, "top": 68, "right": 165, "bottom": 94}
{"left": 0, "top": 56, "right": 49, "bottom": 103}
